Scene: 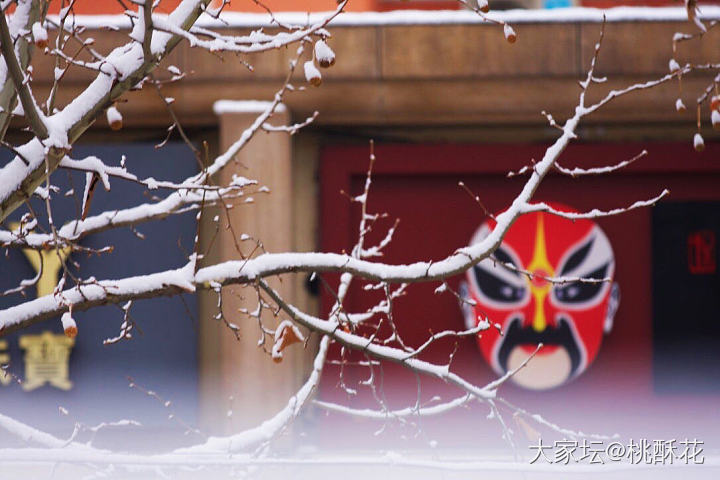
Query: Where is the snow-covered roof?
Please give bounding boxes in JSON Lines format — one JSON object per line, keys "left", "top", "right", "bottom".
{"left": 55, "top": 6, "right": 720, "bottom": 30}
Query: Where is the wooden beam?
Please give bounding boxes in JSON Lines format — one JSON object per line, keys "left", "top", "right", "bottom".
{"left": 20, "top": 21, "right": 711, "bottom": 129}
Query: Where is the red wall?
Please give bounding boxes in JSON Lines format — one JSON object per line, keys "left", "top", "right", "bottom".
{"left": 317, "top": 142, "right": 720, "bottom": 447}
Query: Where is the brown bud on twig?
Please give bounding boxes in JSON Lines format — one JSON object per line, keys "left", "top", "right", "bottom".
{"left": 711, "top": 95, "right": 720, "bottom": 112}
{"left": 304, "top": 61, "right": 322, "bottom": 87}
{"left": 676, "top": 99, "right": 686, "bottom": 113}
{"left": 712, "top": 110, "right": 720, "bottom": 131}
{"left": 107, "top": 105, "right": 122, "bottom": 131}
{"left": 32, "top": 22, "right": 47, "bottom": 49}
{"left": 504, "top": 24, "right": 517, "bottom": 44}
{"left": 61, "top": 311, "right": 77, "bottom": 338}
{"left": 694, "top": 132, "right": 705, "bottom": 152}
{"left": 314, "top": 40, "right": 335, "bottom": 68}
{"left": 478, "top": 0, "right": 490, "bottom": 13}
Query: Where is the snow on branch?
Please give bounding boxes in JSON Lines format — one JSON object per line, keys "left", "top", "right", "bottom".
{"left": 523, "top": 190, "right": 670, "bottom": 220}
{"left": 0, "top": 0, "right": 214, "bottom": 222}
{"left": 0, "top": 1, "right": 713, "bottom": 471}
{"left": 554, "top": 150, "right": 648, "bottom": 177}
{"left": 0, "top": 0, "right": 344, "bottom": 225}
{"left": 314, "top": 394, "right": 474, "bottom": 420}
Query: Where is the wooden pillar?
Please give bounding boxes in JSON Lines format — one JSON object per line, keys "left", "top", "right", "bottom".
{"left": 199, "top": 101, "right": 307, "bottom": 433}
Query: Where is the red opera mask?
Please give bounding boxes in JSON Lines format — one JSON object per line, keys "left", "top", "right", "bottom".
{"left": 461, "top": 204, "right": 619, "bottom": 390}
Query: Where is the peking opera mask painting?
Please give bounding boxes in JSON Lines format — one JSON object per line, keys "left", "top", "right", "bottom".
{"left": 460, "top": 203, "right": 620, "bottom": 390}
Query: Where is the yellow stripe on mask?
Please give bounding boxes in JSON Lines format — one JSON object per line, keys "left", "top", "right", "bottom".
{"left": 526, "top": 214, "right": 555, "bottom": 333}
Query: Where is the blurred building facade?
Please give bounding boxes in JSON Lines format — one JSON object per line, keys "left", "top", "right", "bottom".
{"left": 2, "top": 0, "right": 720, "bottom": 449}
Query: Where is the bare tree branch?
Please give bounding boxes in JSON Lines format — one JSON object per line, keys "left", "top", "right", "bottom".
{"left": 0, "top": 0, "right": 48, "bottom": 139}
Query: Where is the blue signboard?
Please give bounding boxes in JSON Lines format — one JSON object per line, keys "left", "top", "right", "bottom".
{"left": 0, "top": 143, "right": 199, "bottom": 446}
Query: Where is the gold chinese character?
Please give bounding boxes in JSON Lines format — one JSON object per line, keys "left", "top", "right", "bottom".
{"left": 9, "top": 222, "right": 71, "bottom": 298}
{"left": 0, "top": 340, "right": 10, "bottom": 386}
{"left": 19, "top": 331, "right": 74, "bottom": 391}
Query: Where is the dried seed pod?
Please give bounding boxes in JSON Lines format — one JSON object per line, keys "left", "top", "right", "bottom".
{"left": 107, "top": 105, "right": 122, "bottom": 131}
{"left": 478, "top": 0, "right": 489, "bottom": 13}
{"left": 304, "top": 60, "right": 322, "bottom": 87}
{"left": 504, "top": 24, "right": 517, "bottom": 44}
{"left": 271, "top": 321, "right": 305, "bottom": 363}
{"left": 693, "top": 132, "right": 705, "bottom": 152}
{"left": 676, "top": 98, "right": 687, "bottom": 113}
{"left": 314, "top": 40, "right": 335, "bottom": 68}
{"left": 61, "top": 311, "right": 78, "bottom": 338}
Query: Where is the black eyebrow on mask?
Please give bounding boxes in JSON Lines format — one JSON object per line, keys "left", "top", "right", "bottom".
{"left": 553, "top": 263, "right": 610, "bottom": 304}
{"left": 559, "top": 236, "right": 595, "bottom": 276}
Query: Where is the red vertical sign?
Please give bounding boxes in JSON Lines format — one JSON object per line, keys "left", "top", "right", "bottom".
{"left": 688, "top": 230, "right": 716, "bottom": 274}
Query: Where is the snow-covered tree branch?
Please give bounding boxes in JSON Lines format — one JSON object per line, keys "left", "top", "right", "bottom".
{"left": 0, "top": 0, "right": 718, "bottom": 475}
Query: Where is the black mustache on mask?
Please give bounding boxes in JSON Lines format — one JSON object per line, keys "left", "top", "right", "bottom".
{"left": 497, "top": 316, "right": 582, "bottom": 378}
